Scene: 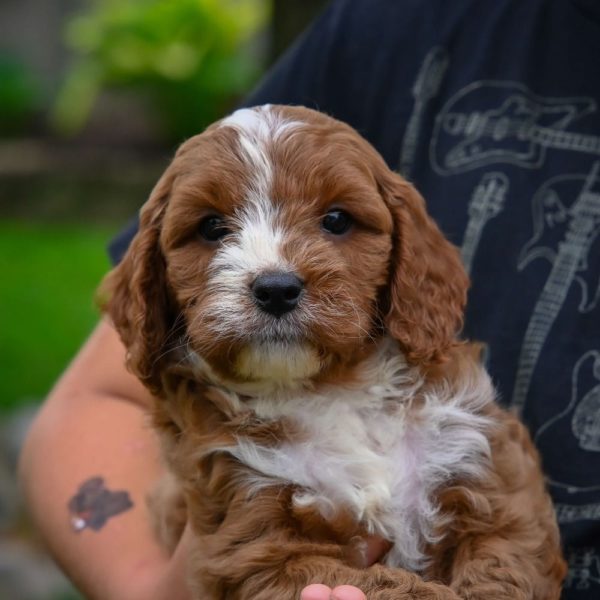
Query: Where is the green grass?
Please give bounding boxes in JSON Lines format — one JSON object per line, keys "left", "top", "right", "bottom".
{"left": 0, "top": 220, "right": 118, "bottom": 412}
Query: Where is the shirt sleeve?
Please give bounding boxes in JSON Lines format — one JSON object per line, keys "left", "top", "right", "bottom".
{"left": 107, "top": 217, "right": 140, "bottom": 266}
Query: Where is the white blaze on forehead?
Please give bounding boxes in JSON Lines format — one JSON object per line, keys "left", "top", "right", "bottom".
{"left": 220, "top": 105, "right": 302, "bottom": 201}
{"left": 220, "top": 105, "right": 302, "bottom": 146}
{"left": 213, "top": 105, "right": 303, "bottom": 277}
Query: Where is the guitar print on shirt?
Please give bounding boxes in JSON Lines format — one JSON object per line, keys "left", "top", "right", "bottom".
{"left": 534, "top": 350, "right": 600, "bottom": 498}
{"left": 565, "top": 548, "right": 600, "bottom": 592}
{"left": 513, "top": 162, "right": 600, "bottom": 412}
{"left": 460, "top": 172, "right": 508, "bottom": 275}
{"left": 398, "top": 46, "right": 449, "bottom": 179}
{"left": 430, "top": 81, "right": 600, "bottom": 175}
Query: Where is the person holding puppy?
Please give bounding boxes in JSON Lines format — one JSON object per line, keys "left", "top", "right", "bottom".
{"left": 20, "top": 0, "right": 600, "bottom": 598}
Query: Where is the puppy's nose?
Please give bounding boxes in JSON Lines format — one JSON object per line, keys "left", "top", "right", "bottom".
{"left": 251, "top": 272, "right": 304, "bottom": 317}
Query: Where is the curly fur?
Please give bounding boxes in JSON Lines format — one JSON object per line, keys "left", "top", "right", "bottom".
{"left": 100, "top": 105, "right": 565, "bottom": 599}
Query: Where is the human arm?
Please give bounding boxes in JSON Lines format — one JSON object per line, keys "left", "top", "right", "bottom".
{"left": 18, "top": 318, "right": 193, "bottom": 600}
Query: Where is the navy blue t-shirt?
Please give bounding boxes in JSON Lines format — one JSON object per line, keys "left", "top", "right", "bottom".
{"left": 110, "top": 1, "right": 600, "bottom": 595}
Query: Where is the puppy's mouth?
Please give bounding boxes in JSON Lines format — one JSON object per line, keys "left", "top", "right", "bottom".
{"left": 247, "top": 304, "right": 310, "bottom": 344}
{"left": 250, "top": 328, "right": 304, "bottom": 346}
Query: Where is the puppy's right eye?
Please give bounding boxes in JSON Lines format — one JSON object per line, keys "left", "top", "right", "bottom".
{"left": 198, "top": 215, "right": 230, "bottom": 242}
{"left": 322, "top": 209, "right": 353, "bottom": 235}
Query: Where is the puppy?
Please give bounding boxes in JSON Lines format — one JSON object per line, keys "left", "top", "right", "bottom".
{"left": 101, "top": 105, "right": 566, "bottom": 599}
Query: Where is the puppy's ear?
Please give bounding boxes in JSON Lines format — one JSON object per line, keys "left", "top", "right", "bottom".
{"left": 379, "top": 172, "right": 469, "bottom": 366}
{"left": 99, "top": 172, "right": 176, "bottom": 395}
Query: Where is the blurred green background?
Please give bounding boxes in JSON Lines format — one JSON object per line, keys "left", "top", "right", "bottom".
{"left": 0, "top": 0, "right": 326, "bottom": 597}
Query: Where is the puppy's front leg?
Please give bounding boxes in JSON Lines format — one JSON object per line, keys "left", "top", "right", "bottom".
{"left": 426, "top": 410, "right": 566, "bottom": 600}
{"left": 186, "top": 483, "right": 458, "bottom": 600}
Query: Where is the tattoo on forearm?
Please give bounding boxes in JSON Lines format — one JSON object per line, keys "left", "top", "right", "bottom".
{"left": 68, "top": 477, "right": 133, "bottom": 532}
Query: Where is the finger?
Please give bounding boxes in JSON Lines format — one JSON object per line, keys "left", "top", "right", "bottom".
{"left": 331, "top": 585, "right": 367, "bottom": 600}
{"left": 301, "top": 583, "right": 333, "bottom": 600}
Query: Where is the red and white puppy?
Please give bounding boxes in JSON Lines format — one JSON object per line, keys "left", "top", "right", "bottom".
{"left": 102, "top": 105, "right": 566, "bottom": 599}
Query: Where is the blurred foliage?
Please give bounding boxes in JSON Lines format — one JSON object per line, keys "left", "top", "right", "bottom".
{"left": 0, "top": 221, "right": 112, "bottom": 412}
{"left": 0, "top": 55, "right": 40, "bottom": 136}
{"left": 52, "top": 0, "right": 269, "bottom": 142}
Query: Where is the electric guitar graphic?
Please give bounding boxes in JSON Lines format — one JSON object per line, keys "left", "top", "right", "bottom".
{"left": 460, "top": 172, "right": 508, "bottom": 274}
{"left": 512, "top": 163, "right": 600, "bottom": 413}
{"left": 555, "top": 502, "right": 600, "bottom": 524}
{"left": 565, "top": 548, "right": 600, "bottom": 591}
{"left": 533, "top": 351, "right": 600, "bottom": 496}
{"left": 431, "top": 81, "right": 599, "bottom": 174}
{"left": 399, "top": 46, "right": 448, "bottom": 178}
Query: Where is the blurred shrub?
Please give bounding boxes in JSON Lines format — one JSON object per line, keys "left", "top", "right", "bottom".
{"left": 0, "top": 55, "right": 40, "bottom": 136}
{"left": 0, "top": 221, "right": 111, "bottom": 412}
{"left": 52, "top": 0, "right": 269, "bottom": 142}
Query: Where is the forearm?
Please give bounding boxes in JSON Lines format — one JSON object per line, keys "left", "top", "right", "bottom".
{"left": 18, "top": 320, "right": 188, "bottom": 600}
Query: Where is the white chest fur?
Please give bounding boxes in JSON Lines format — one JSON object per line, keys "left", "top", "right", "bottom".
{"left": 221, "top": 342, "right": 495, "bottom": 571}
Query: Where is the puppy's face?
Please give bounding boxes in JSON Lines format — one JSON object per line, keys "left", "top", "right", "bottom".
{"left": 162, "top": 106, "right": 393, "bottom": 386}
{"left": 102, "top": 106, "right": 468, "bottom": 394}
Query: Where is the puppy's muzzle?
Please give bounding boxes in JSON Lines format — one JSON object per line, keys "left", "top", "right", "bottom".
{"left": 251, "top": 272, "right": 304, "bottom": 318}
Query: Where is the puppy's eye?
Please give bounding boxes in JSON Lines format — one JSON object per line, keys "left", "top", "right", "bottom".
{"left": 198, "top": 215, "right": 230, "bottom": 242}
{"left": 321, "top": 209, "right": 353, "bottom": 235}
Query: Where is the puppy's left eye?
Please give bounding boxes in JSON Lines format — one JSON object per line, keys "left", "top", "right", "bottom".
{"left": 321, "top": 210, "right": 353, "bottom": 235}
{"left": 198, "top": 215, "right": 231, "bottom": 242}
